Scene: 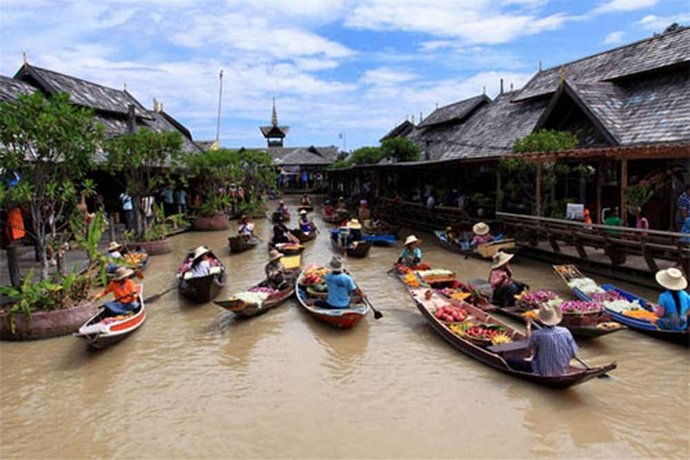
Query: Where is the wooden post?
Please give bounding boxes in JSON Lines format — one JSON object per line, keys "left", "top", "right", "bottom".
{"left": 495, "top": 167, "right": 502, "bottom": 213}
{"left": 535, "top": 162, "right": 542, "bottom": 217}
{"left": 7, "top": 245, "right": 21, "bottom": 287}
{"left": 620, "top": 158, "right": 628, "bottom": 221}
{"left": 596, "top": 160, "right": 602, "bottom": 224}
{"left": 109, "top": 215, "right": 116, "bottom": 243}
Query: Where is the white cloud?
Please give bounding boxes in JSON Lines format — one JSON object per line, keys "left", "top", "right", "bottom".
{"left": 345, "top": 0, "right": 570, "bottom": 44}
{"left": 637, "top": 13, "right": 690, "bottom": 30}
{"left": 593, "top": 0, "right": 658, "bottom": 14}
{"left": 604, "top": 31, "right": 625, "bottom": 44}
{"left": 360, "top": 67, "right": 418, "bottom": 86}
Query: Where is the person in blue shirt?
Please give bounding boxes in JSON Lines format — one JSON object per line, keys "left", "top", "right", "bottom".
{"left": 398, "top": 235, "right": 422, "bottom": 267}
{"left": 680, "top": 216, "right": 690, "bottom": 244}
{"left": 315, "top": 257, "right": 364, "bottom": 309}
{"left": 653, "top": 268, "right": 690, "bottom": 330}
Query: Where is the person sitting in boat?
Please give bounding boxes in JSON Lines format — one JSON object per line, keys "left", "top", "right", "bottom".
{"left": 652, "top": 268, "right": 690, "bottom": 330}
{"left": 346, "top": 218, "right": 363, "bottom": 245}
{"left": 272, "top": 216, "right": 299, "bottom": 245}
{"left": 445, "top": 226, "right": 458, "bottom": 243}
{"left": 301, "top": 194, "right": 311, "bottom": 206}
{"left": 507, "top": 303, "right": 579, "bottom": 377}
{"left": 265, "top": 249, "right": 288, "bottom": 290}
{"left": 298, "top": 210, "right": 315, "bottom": 233}
{"left": 398, "top": 235, "right": 422, "bottom": 267}
{"left": 238, "top": 215, "right": 255, "bottom": 240}
{"left": 187, "top": 246, "right": 219, "bottom": 278}
{"left": 489, "top": 251, "right": 527, "bottom": 307}
{"left": 105, "top": 241, "right": 129, "bottom": 273}
{"left": 323, "top": 199, "right": 334, "bottom": 215}
{"left": 94, "top": 267, "right": 140, "bottom": 315}
{"left": 471, "top": 222, "right": 494, "bottom": 247}
{"left": 277, "top": 200, "right": 288, "bottom": 214}
{"left": 313, "top": 256, "right": 364, "bottom": 309}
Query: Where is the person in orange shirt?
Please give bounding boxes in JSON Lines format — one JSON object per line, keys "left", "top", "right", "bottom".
{"left": 582, "top": 208, "right": 593, "bottom": 225}
{"left": 94, "top": 267, "right": 140, "bottom": 314}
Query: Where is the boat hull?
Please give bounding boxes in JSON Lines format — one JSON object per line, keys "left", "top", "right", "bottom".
{"left": 179, "top": 271, "right": 228, "bottom": 303}
{"left": 74, "top": 295, "right": 146, "bottom": 349}
{"left": 228, "top": 235, "right": 259, "bottom": 254}
{"left": 215, "top": 279, "right": 296, "bottom": 318}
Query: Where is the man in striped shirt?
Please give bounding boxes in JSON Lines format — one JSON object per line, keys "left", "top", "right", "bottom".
{"left": 509, "top": 304, "right": 579, "bottom": 376}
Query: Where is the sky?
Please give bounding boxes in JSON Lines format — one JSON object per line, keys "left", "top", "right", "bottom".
{"left": 1, "top": 1, "right": 688, "bottom": 151}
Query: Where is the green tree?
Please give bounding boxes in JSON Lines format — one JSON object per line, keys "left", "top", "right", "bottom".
{"left": 236, "top": 149, "right": 277, "bottom": 214}
{"left": 381, "top": 137, "right": 420, "bottom": 162}
{"left": 513, "top": 129, "right": 577, "bottom": 153}
{"left": 0, "top": 92, "right": 103, "bottom": 280}
{"left": 350, "top": 146, "right": 384, "bottom": 165}
{"left": 104, "top": 129, "right": 183, "bottom": 239}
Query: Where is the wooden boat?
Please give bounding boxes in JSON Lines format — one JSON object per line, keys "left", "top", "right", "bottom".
{"left": 434, "top": 230, "right": 516, "bottom": 259}
{"left": 268, "top": 242, "right": 305, "bottom": 256}
{"left": 434, "top": 230, "right": 471, "bottom": 254}
{"left": 214, "top": 281, "right": 295, "bottom": 318}
{"left": 330, "top": 237, "right": 372, "bottom": 258}
{"left": 554, "top": 265, "right": 688, "bottom": 345}
{"left": 363, "top": 220, "right": 400, "bottom": 237}
{"left": 295, "top": 265, "right": 369, "bottom": 329}
{"left": 228, "top": 235, "right": 260, "bottom": 254}
{"left": 291, "top": 227, "right": 318, "bottom": 243}
{"left": 74, "top": 290, "right": 146, "bottom": 349}
{"left": 399, "top": 280, "right": 616, "bottom": 388}
{"left": 271, "top": 210, "right": 290, "bottom": 223}
{"left": 178, "top": 251, "right": 228, "bottom": 303}
{"left": 475, "top": 238, "right": 517, "bottom": 259}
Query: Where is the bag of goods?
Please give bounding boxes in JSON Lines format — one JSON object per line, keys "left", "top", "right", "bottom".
{"left": 434, "top": 305, "right": 468, "bottom": 323}
{"left": 230, "top": 291, "right": 270, "bottom": 306}
{"left": 591, "top": 290, "right": 644, "bottom": 313}
{"left": 567, "top": 277, "right": 604, "bottom": 295}
{"left": 416, "top": 268, "right": 455, "bottom": 282}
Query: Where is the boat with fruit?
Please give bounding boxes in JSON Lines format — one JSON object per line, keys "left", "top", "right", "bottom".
{"left": 74, "top": 288, "right": 146, "bottom": 349}
{"left": 295, "top": 265, "right": 369, "bottom": 329}
{"left": 495, "top": 289, "right": 625, "bottom": 339}
{"left": 291, "top": 227, "right": 318, "bottom": 244}
{"left": 268, "top": 242, "right": 305, "bottom": 256}
{"left": 228, "top": 235, "right": 260, "bottom": 254}
{"left": 398, "top": 278, "right": 615, "bottom": 388}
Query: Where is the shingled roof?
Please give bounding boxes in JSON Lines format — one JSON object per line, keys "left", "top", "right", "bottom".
{"left": 380, "top": 119, "right": 415, "bottom": 142}
{"left": 417, "top": 94, "right": 490, "bottom": 128}
{"left": 513, "top": 26, "right": 690, "bottom": 102}
{"left": 14, "top": 64, "right": 151, "bottom": 118}
{"left": 0, "top": 75, "right": 37, "bottom": 102}
{"left": 267, "top": 146, "right": 339, "bottom": 166}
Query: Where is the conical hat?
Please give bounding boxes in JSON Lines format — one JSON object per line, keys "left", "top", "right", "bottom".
{"left": 112, "top": 266, "right": 134, "bottom": 281}
{"left": 404, "top": 235, "right": 420, "bottom": 246}
{"left": 268, "top": 249, "right": 284, "bottom": 262}
{"left": 537, "top": 303, "right": 562, "bottom": 326}
{"left": 655, "top": 268, "right": 687, "bottom": 291}
{"left": 491, "top": 251, "right": 514, "bottom": 269}
{"left": 347, "top": 218, "right": 362, "bottom": 230}
{"left": 473, "top": 222, "right": 490, "bottom": 236}
{"left": 193, "top": 246, "right": 210, "bottom": 261}
{"left": 108, "top": 241, "right": 123, "bottom": 252}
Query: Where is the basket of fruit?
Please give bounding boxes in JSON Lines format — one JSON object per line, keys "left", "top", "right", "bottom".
{"left": 306, "top": 283, "right": 328, "bottom": 298}
{"left": 434, "top": 305, "right": 468, "bottom": 323}
{"left": 453, "top": 322, "right": 509, "bottom": 346}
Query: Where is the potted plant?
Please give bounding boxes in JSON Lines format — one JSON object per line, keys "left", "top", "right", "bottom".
{"left": 104, "top": 128, "right": 183, "bottom": 253}
{"left": 625, "top": 183, "right": 653, "bottom": 216}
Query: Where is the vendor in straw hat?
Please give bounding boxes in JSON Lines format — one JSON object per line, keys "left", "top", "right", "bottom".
{"left": 272, "top": 214, "right": 299, "bottom": 245}
{"left": 188, "top": 246, "right": 215, "bottom": 278}
{"left": 238, "top": 214, "right": 255, "bottom": 239}
{"left": 94, "top": 266, "right": 140, "bottom": 314}
{"left": 312, "top": 256, "right": 364, "bottom": 309}
{"left": 299, "top": 209, "right": 315, "bottom": 233}
{"left": 652, "top": 268, "right": 690, "bottom": 330}
{"left": 506, "top": 303, "right": 579, "bottom": 377}
{"left": 346, "top": 218, "right": 363, "bottom": 244}
{"left": 471, "top": 222, "right": 494, "bottom": 247}
{"left": 489, "top": 251, "right": 527, "bottom": 307}
{"left": 398, "top": 235, "right": 423, "bottom": 267}
{"left": 107, "top": 241, "right": 124, "bottom": 259}
{"left": 265, "top": 249, "right": 288, "bottom": 289}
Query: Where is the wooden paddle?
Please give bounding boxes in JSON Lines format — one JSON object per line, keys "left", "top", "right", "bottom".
{"left": 363, "top": 296, "right": 383, "bottom": 319}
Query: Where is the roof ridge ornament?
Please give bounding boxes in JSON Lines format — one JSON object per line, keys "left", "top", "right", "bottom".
{"left": 271, "top": 93, "right": 278, "bottom": 127}
{"left": 559, "top": 65, "right": 566, "bottom": 85}
{"left": 22, "top": 51, "right": 28, "bottom": 70}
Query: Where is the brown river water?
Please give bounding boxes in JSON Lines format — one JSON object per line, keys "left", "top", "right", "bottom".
{"left": 1, "top": 198, "right": 688, "bottom": 459}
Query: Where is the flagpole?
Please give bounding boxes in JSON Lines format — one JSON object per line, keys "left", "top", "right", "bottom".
{"left": 215, "top": 69, "right": 224, "bottom": 145}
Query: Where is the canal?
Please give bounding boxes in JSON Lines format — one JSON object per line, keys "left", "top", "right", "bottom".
{"left": 1, "top": 198, "right": 688, "bottom": 458}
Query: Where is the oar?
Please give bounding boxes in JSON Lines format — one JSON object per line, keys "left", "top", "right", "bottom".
{"left": 143, "top": 284, "right": 177, "bottom": 303}
{"left": 363, "top": 296, "right": 383, "bottom": 319}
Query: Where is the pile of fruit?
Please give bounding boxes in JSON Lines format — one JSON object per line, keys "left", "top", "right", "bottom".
{"left": 622, "top": 309, "right": 658, "bottom": 322}
{"left": 302, "top": 266, "right": 328, "bottom": 285}
{"left": 438, "top": 288, "right": 471, "bottom": 301}
{"left": 122, "top": 252, "right": 147, "bottom": 266}
{"left": 560, "top": 300, "right": 603, "bottom": 315}
{"left": 434, "top": 305, "right": 468, "bottom": 322}
{"left": 449, "top": 321, "right": 511, "bottom": 345}
{"left": 516, "top": 290, "right": 560, "bottom": 309}
{"left": 402, "top": 272, "right": 420, "bottom": 287}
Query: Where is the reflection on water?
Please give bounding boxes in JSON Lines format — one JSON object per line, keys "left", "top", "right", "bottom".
{"left": 1, "top": 196, "right": 688, "bottom": 459}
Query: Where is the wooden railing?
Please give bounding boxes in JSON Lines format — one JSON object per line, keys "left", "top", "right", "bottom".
{"left": 496, "top": 212, "right": 690, "bottom": 275}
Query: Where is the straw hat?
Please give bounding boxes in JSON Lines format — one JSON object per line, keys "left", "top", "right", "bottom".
{"left": 404, "top": 235, "right": 420, "bottom": 246}
{"left": 537, "top": 303, "right": 562, "bottom": 326}
{"left": 107, "top": 241, "right": 123, "bottom": 252}
{"left": 445, "top": 226, "right": 452, "bottom": 232}
{"left": 655, "top": 268, "right": 688, "bottom": 291}
{"left": 112, "top": 266, "right": 134, "bottom": 281}
{"left": 192, "top": 246, "right": 210, "bottom": 261}
{"left": 329, "top": 256, "right": 343, "bottom": 272}
{"left": 268, "top": 249, "right": 284, "bottom": 262}
{"left": 347, "top": 218, "right": 362, "bottom": 230}
{"left": 299, "top": 209, "right": 308, "bottom": 215}
{"left": 473, "top": 222, "right": 490, "bottom": 236}
{"left": 491, "top": 251, "right": 514, "bottom": 269}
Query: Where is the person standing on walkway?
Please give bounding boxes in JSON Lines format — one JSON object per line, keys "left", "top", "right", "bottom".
{"left": 175, "top": 188, "right": 187, "bottom": 216}
{"left": 675, "top": 184, "right": 690, "bottom": 231}
{"left": 160, "top": 185, "right": 175, "bottom": 217}
{"left": 119, "top": 189, "right": 134, "bottom": 231}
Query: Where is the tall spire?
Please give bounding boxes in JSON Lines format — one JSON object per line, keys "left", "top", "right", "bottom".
{"left": 271, "top": 93, "right": 278, "bottom": 127}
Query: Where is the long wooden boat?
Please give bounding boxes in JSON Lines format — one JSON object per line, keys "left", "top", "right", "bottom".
{"left": 295, "top": 266, "right": 369, "bottom": 329}
{"left": 74, "top": 291, "right": 146, "bottom": 349}
{"left": 330, "top": 237, "right": 372, "bottom": 258}
{"left": 214, "top": 281, "right": 295, "bottom": 318}
{"left": 268, "top": 242, "right": 305, "bottom": 256}
{"left": 398, "top": 279, "right": 616, "bottom": 388}
{"left": 433, "top": 230, "right": 516, "bottom": 259}
{"left": 434, "top": 230, "right": 471, "bottom": 254}
{"left": 271, "top": 210, "right": 291, "bottom": 223}
{"left": 291, "top": 228, "right": 318, "bottom": 243}
{"left": 178, "top": 252, "right": 228, "bottom": 303}
{"left": 554, "top": 265, "right": 689, "bottom": 345}
{"left": 228, "top": 235, "right": 260, "bottom": 254}
{"left": 363, "top": 220, "right": 400, "bottom": 237}
{"left": 475, "top": 238, "right": 517, "bottom": 259}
